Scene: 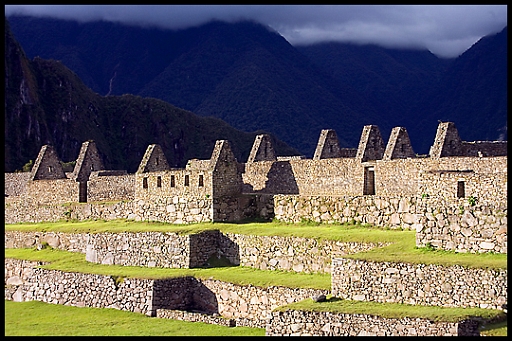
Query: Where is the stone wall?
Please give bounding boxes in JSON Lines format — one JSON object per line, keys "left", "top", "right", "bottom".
{"left": 135, "top": 170, "right": 212, "bottom": 201}
{"left": 5, "top": 258, "right": 485, "bottom": 335}
{"left": 265, "top": 310, "right": 480, "bottom": 336}
{"left": 242, "top": 156, "right": 506, "bottom": 204}
{"left": 4, "top": 230, "right": 385, "bottom": 274}
{"left": 265, "top": 310, "right": 481, "bottom": 336}
{"left": 4, "top": 172, "right": 30, "bottom": 197}
{"left": 273, "top": 194, "right": 507, "bottom": 254}
{"left": 87, "top": 173, "right": 135, "bottom": 202}
{"left": 331, "top": 258, "right": 507, "bottom": 310}
{"left": 4, "top": 258, "right": 327, "bottom": 327}
{"left": 4, "top": 199, "right": 136, "bottom": 224}
{"left": 24, "top": 179, "right": 79, "bottom": 205}
{"left": 5, "top": 259, "right": 160, "bottom": 316}
{"left": 220, "top": 232, "right": 388, "bottom": 274}
{"left": 4, "top": 191, "right": 274, "bottom": 225}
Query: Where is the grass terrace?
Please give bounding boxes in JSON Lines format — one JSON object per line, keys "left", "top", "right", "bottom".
{"left": 5, "top": 219, "right": 507, "bottom": 336}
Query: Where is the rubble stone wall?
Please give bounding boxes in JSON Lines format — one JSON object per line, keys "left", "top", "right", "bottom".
{"left": 273, "top": 195, "right": 507, "bottom": 254}
{"left": 4, "top": 258, "right": 326, "bottom": 327}
{"left": 331, "top": 258, "right": 507, "bottom": 310}
{"left": 4, "top": 230, "right": 383, "bottom": 274}
{"left": 87, "top": 173, "right": 135, "bottom": 202}
{"left": 265, "top": 310, "right": 481, "bottom": 336}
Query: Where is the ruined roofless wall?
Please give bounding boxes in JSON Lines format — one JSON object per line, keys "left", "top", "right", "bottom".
{"left": 4, "top": 172, "right": 31, "bottom": 197}
{"left": 71, "top": 141, "right": 105, "bottom": 182}
{"left": 429, "top": 121, "right": 507, "bottom": 158}
{"left": 87, "top": 172, "right": 135, "bottom": 202}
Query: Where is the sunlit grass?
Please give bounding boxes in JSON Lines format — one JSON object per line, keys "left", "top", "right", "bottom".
{"left": 5, "top": 219, "right": 507, "bottom": 336}
{"left": 275, "top": 296, "right": 506, "bottom": 323}
{"left": 5, "top": 219, "right": 507, "bottom": 269}
{"left": 4, "top": 248, "right": 331, "bottom": 290}
{"left": 4, "top": 300, "right": 265, "bottom": 336}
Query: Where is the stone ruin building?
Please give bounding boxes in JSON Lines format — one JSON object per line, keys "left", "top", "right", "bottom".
{"left": 4, "top": 121, "right": 508, "bottom": 254}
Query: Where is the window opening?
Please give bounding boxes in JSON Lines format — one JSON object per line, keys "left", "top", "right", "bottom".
{"left": 143, "top": 177, "right": 148, "bottom": 189}
{"left": 170, "top": 175, "right": 175, "bottom": 188}
{"left": 457, "top": 181, "right": 465, "bottom": 198}
{"left": 184, "top": 174, "right": 190, "bottom": 186}
{"left": 198, "top": 174, "right": 204, "bottom": 187}
{"left": 363, "top": 167, "right": 376, "bottom": 195}
{"left": 79, "top": 181, "right": 87, "bottom": 203}
{"left": 157, "top": 176, "right": 162, "bottom": 188}
{"left": 48, "top": 166, "right": 53, "bottom": 173}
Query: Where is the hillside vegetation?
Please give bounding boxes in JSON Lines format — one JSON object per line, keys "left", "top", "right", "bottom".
{"left": 4, "top": 20, "right": 299, "bottom": 173}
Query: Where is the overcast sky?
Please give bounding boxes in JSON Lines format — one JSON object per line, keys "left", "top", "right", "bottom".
{"left": 5, "top": 5, "right": 507, "bottom": 58}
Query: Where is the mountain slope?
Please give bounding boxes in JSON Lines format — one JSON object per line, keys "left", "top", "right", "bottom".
{"left": 409, "top": 26, "right": 508, "bottom": 152}
{"left": 6, "top": 16, "right": 389, "bottom": 155}
{"left": 4, "top": 20, "right": 299, "bottom": 173}
{"left": 136, "top": 20, "right": 389, "bottom": 154}
{"left": 6, "top": 15, "right": 507, "bottom": 156}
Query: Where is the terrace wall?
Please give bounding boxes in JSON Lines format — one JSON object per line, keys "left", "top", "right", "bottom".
{"left": 4, "top": 258, "right": 327, "bottom": 328}
{"left": 4, "top": 230, "right": 386, "bottom": 274}
{"left": 273, "top": 195, "right": 507, "bottom": 254}
{"left": 331, "top": 258, "right": 507, "bottom": 310}
{"left": 265, "top": 310, "right": 481, "bottom": 336}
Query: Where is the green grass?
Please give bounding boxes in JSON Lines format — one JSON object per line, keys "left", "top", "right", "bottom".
{"left": 4, "top": 300, "right": 265, "bottom": 336}
{"left": 4, "top": 219, "right": 507, "bottom": 336}
{"left": 275, "top": 296, "right": 506, "bottom": 323}
{"left": 5, "top": 219, "right": 507, "bottom": 269}
{"left": 480, "top": 320, "right": 508, "bottom": 336}
{"left": 4, "top": 248, "right": 331, "bottom": 290}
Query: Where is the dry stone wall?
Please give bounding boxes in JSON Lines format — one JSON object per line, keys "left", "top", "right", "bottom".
{"left": 5, "top": 259, "right": 157, "bottom": 315}
{"left": 274, "top": 194, "right": 506, "bottom": 254}
{"left": 5, "top": 258, "right": 327, "bottom": 328}
{"left": 5, "top": 230, "right": 383, "bottom": 274}
{"left": 24, "top": 179, "right": 79, "bottom": 204}
{"left": 220, "top": 233, "right": 388, "bottom": 274}
{"left": 265, "top": 310, "right": 481, "bottom": 336}
{"left": 4, "top": 199, "right": 135, "bottom": 224}
{"left": 331, "top": 258, "right": 507, "bottom": 310}
{"left": 87, "top": 173, "right": 135, "bottom": 202}
{"left": 4, "top": 172, "right": 30, "bottom": 197}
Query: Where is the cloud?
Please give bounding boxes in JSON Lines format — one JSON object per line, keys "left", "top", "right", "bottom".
{"left": 4, "top": 5, "right": 507, "bottom": 58}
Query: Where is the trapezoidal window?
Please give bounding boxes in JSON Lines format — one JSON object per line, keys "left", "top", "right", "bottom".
{"left": 184, "top": 174, "right": 190, "bottom": 186}
{"left": 198, "top": 174, "right": 204, "bottom": 187}
{"left": 170, "top": 175, "right": 175, "bottom": 187}
{"left": 143, "top": 177, "right": 148, "bottom": 189}
{"left": 457, "top": 180, "right": 465, "bottom": 198}
{"left": 363, "top": 166, "right": 376, "bottom": 195}
{"left": 157, "top": 176, "right": 162, "bottom": 188}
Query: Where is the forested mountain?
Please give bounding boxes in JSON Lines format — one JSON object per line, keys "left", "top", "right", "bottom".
{"left": 6, "top": 15, "right": 507, "bottom": 159}
{"left": 4, "top": 20, "right": 299, "bottom": 173}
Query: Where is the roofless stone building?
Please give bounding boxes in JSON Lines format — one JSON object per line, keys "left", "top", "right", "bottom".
{"left": 4, "top": 121, "right": 507, "bottom": 254}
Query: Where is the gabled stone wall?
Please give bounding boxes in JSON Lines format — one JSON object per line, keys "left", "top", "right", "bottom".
{"left": 4, "top": 122, "right": 507, "bottom": 254}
